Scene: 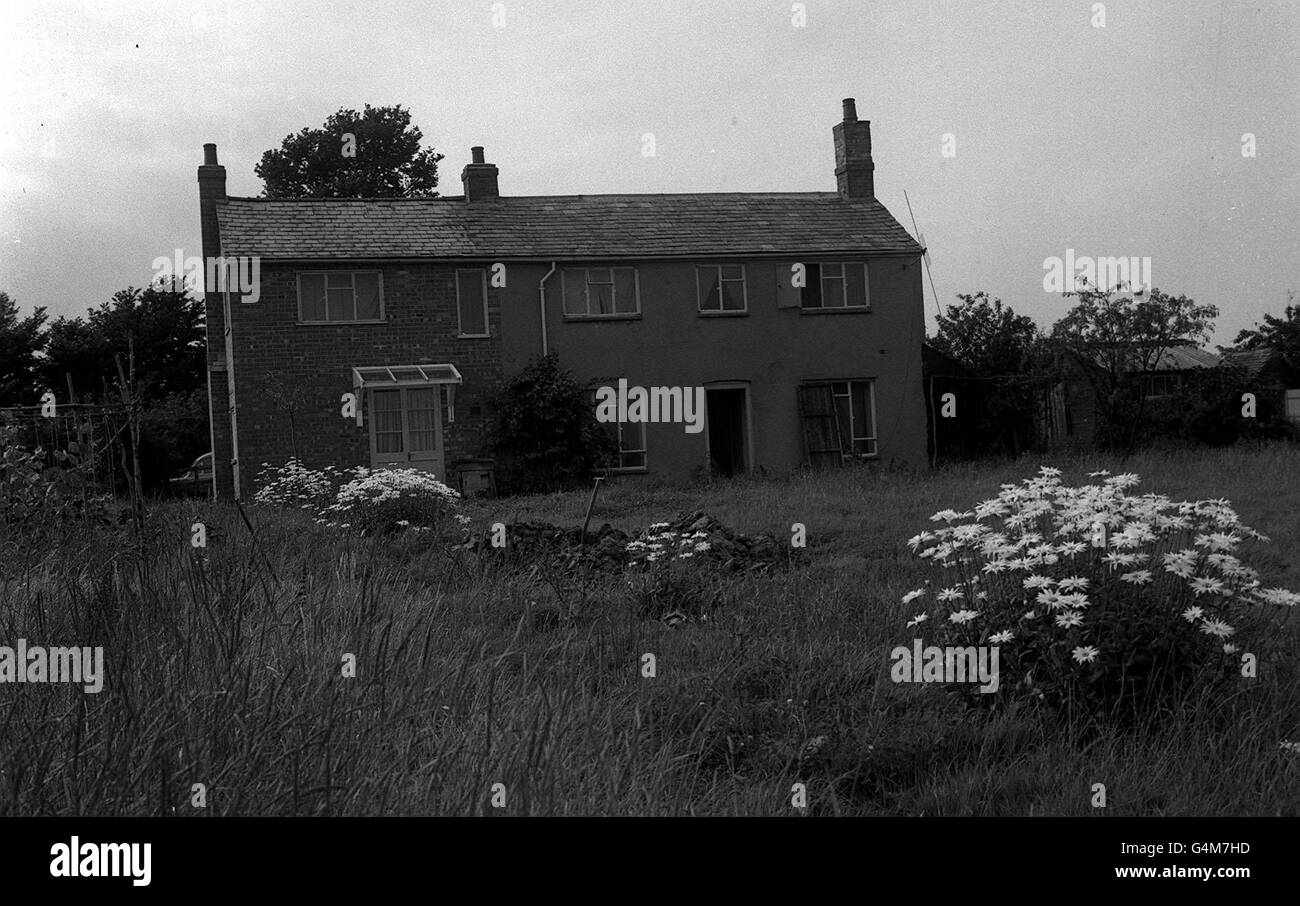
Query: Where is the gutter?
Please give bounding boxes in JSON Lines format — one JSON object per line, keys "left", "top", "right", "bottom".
{"left": 538, "top": 261, "right": 557, "bottom": 356}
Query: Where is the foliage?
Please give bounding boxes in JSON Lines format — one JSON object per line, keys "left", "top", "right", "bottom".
{"left": 624, "top": 523, "right": 725, "bottom": 622}
{"left": 256, "top": 104, "right": 444, "bottom": 198}
{"left": 0, "top": 425, "right": 109, "bottom": 544}
{"left": 899, "top": 467, "right": 1297, "bottom": 718}
{"left": 253, "top": 458, "right": 467, "bottom": 538}
{"left": 491, "top": 354, "right": 618, "bottom": 494}
{"left": 0, "top": 291, "right": 49, "bottom": 406}
{"left": 42, "top": 284, "right": 206, "bottom": 404}
{"left": 1050, "top": 284, "right": 1219, "bottom": 450}
{"left": 929, "top": 292, "right": 1056, "bottom": 456}
{"left": 1231, "top": 294, "right": 1300, "bottom": 368}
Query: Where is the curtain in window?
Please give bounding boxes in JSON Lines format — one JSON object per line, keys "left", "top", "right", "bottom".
{"left": 373, "top": 390, "right": 403, "bottom": 454}
{"left": 406, "top": 387, "right": 438, "bottom": 452}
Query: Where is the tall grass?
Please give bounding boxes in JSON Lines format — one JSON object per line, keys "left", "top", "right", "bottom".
{"left": 0, "top": 445, "right": 1296, "bottom": 815}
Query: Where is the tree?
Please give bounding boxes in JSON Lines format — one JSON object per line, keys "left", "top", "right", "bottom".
{"left": 256, "top": 104, "right": 444, "bottom": 198}
{"left": 1050, "top": 283, "right": 1218, "bottom": 450}
{"left": 0, "top": 291, "right": 49, "bottom": 405}
{"left": 1230, "top": 292, "right": 1300, "bottom": 367}
{"left": 929, "top": 292, "right": 1051, "bottom": 455}
{"left": 930, "top": 291, "right": 1040, "bottom": 376}
{"left": 43, "top": 283, "right": 206, "bottom": 403}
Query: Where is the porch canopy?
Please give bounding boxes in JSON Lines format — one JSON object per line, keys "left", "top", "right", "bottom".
{"left": 350, "top": 363, "right": 463, "bottom": 426}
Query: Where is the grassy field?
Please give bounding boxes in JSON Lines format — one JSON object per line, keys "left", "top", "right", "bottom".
{"left": 2, "top": 443, "right": 1297, "bottom": 815}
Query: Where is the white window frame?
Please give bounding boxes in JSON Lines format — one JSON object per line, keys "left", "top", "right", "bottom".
{"left": 696, "top": 264, "right": 748, "bottom": 314}
{"left": 801, "top": 262, "right": 871, "bottom": 311}
{"left": 830, "top": 379, "right": 878, "bottom": 457}
{"left": 562, "top": 267, "right": 641, "bottom": 319}
{"left": 297, "top": 270, "right": 385, "bottom": 324}
{"left": 586, "top": 384, "right": 648, "bottom": 471}
{"left": 455, "top": 268, "right": 490, "bottom": 338}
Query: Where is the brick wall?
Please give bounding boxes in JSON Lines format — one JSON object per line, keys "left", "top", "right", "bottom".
{"left": 216, "top": 262, "right": 502, "bottom": 497}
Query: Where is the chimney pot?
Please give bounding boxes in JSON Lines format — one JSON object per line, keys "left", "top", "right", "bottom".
{"left": 203, "top": 143, "right": 219, "bottom": 165}
{"left": 471, "top": 146, "right": 485, "bottom": 164}
{"left": 842, "top": 98, "right": 857, "bottom": 122}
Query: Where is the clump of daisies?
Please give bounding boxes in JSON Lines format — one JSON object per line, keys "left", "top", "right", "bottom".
{"left": 624, "top": 522, "right": 721, "bottom": 622}
{"left": 253, "top": 458, "right": 347, "bottom": 511}
{"left": 320, "top": 468, "right": 466, "bottom": 536}
{"left": 898, "top": 467, "right": 1298, "bottom": 715}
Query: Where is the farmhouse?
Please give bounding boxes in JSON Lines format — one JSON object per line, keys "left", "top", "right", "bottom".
{"left": 198, "top": 99, "right": 927, "bottom": 499}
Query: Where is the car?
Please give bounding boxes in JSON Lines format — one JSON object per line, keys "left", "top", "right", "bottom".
{"left": 169, "top": 452, "right": 213, "bottom": 496}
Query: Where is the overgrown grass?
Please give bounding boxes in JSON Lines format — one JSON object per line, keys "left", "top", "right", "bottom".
{"left": 1, "top": 445, "right": 1297, "bottom": 815}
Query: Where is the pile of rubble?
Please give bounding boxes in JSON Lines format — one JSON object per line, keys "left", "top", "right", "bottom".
{"left": 461, "top": 511, "right": 785, "bottom": 572}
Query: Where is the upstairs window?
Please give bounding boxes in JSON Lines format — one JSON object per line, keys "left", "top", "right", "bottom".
{"left": 456, "top": 269, "right": 489, "bottom": 337}
{"left": 562, "top": 267, "right": 640, "bottom": 318}
{"left": 298, "top": 271, "right": 383, "bottom": 323}
{"left": 697, "top": 265, "right": 747, "bottom": 313}
{"left": 801, "top": 262, "right": 870, "bottom": 311}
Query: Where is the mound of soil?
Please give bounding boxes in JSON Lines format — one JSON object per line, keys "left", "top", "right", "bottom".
{"left": 462, "top": 511, "right": 786, "bottom": 572}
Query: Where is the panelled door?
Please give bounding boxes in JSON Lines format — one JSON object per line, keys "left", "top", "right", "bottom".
{"left": 368, "top": 387, "right": 444, "bottom": 476}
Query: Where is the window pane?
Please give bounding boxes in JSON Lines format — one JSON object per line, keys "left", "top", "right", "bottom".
{"left": 851, "top": 382, "right": 872, "bottom": 440}
{"left": 721, "top": 265, "right": 743, "bottom": 281}
{"left": 621, "top": 419, "right": 646, "bottom": 452}
{"left": 563, "top": 270, "right": 586, "bottom": 315}
{"left": 587, "top": 268, "right": 611, "bottom": 284}
{"left": 406, "top": 387, "right": 438, "bottom": 452}
{"left": 373, "top": 390, "right": 403, "bottom": 453}
{"left": 720, "top": 280, "right": 744, "bottom": 310}
{"left": 822, "top": 273, "right": 846, "bottom": 308}
{"left": 300, "top": 274, "right": 326, "bottom": 321}
{"left": 614, "top": 269, "right": 637, "bottom": 313}
{"left": 355, "top": 273, "right": 381, "bottom": 319}
{"left": 327, "top": 285, "right": 352, "bottom": 321}
{"left": 457, "top": 270, "right": 487, "bottom": 335}
{"left": 590, "top": 282, "right": 615, "bottom": 315}
{"left": 846, "top": 263, "right": 868, "bottom": 308}
{"left": 802, "top": 264, "right": 823, "bottom": 308}
{"left": 698, "top": 268, "right": 720, "bottom": 311}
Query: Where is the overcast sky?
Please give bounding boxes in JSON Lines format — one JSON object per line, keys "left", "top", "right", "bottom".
{"left": 2, "top": 0, "right": 1296, "bottom": 345}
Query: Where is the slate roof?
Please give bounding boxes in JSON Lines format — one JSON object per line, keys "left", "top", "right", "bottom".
{"left": 1220, "top": 348, "right": 1275, "bottom": 380}
{"left": 214, "top": 193, "right": 923, "bottom": 260}
{"left": 1148, "top": 345, "right": 1222, "bottom": 371}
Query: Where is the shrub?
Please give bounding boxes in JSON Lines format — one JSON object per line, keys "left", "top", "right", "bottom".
{"left": 897, "top": 467, "right": 1298, "bottom": 717}
{"left": 491, "top": 353, "right": 617, "bottom": 494}
{"left": 320, "top": 468, "right": 467, "bottom": 537}
{"left": 253, "top": 458, "right": 348, "bottom": 512}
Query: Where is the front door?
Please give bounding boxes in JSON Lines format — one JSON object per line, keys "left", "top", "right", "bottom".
{"left": 369, "top": 386, "right": 445, "bottom": 476}
{"left": 706, "top": 388, "right": 747, "bottom": 476}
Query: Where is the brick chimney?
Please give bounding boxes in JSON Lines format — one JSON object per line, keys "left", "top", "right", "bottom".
{"left": 461, "top": 146, "right": 499, "bottom": 201}
{"left": 197, "top": 143, "right": 226, "bottom": 262}
{"left": 833, "top": 98, "right": 874, "bottom": 200}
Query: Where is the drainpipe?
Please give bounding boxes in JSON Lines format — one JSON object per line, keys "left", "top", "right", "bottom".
{"left": 538, "top": 262, "right": 557, "bottom": 356}
{"left": 221, "top": 264, "right": 241, "bottom": 500}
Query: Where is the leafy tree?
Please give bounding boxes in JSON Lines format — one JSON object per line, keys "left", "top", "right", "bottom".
{"left": 1050, "top": 283, "right": 1218, "bottom": 450}
{"left": 928, "top": 292, "right": 1052, "bottom": 455}
{"left": 1230, "top": 292, "right": 1300, "bottom": 367}
{"left": 0, "top": 291, "right": 48, "bottom": 405}
{"left": 43, "top": 283, "right": 205, "bottom": 403}
{"left": 256, "top": 104, "right": 444, "bottom": 198}
{"left": 492, "top": 354, "right": 616, "bottom": 494}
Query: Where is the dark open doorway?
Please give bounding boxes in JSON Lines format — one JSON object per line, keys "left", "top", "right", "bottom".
{"left": 706, "top": 388, "right": 747, "bottom": 476}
